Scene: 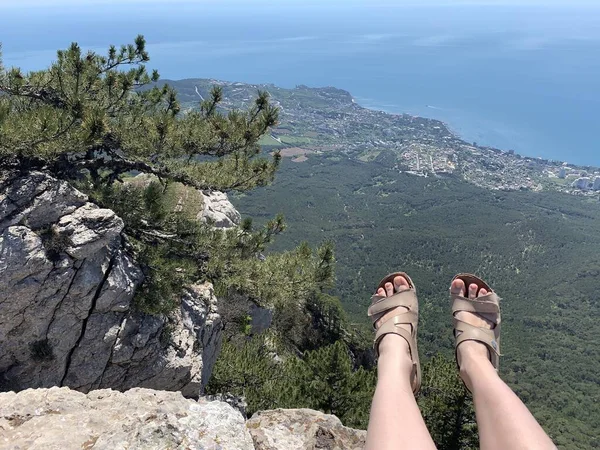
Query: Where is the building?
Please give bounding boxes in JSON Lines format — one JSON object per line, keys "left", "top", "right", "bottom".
{"left": 572, "top": 177, "right": 591, "bottom": 190}
{"left": 558, "top": 168, "right": 566, "bottom": 179}
{"left": 594, "top": 177, "right": 600, "bottom": 191}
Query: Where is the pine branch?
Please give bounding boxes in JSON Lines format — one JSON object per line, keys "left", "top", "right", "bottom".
{"left": 0, "top": 85, "right": 68, "bottom": 109}
{"left": 69, "top": 155, "right": 215, "bottom": 191}
{"left": 27, "top": 116, "right": 78, "bottom": 148}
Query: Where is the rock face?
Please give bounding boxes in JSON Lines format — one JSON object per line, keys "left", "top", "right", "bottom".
{"left": 199, "top": 191, "right": 241, "bottom": 228}
{"left": 0, "top": 171, "right": 222, "bottom": 396}
{"left": 127, "top": 173, "right": 240, "bottom": 228}
{"left": 248, "top": 301, "right": 274, "bottom": 335}
{"left": 0, "top": 387, "right": 254, "bottom": 450}
{"left": 247, "top": 409, "right": 367, "bottom": 450}
{"left": 0, "top": 387, "right": 366, "bottom": 450}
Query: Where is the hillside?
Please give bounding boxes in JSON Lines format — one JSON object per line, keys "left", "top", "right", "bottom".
{"left": 3, "top": 40, "right": 542, "bottom": 450}
{"left": 164, "top": 79, "right": 600, "bottom": 448}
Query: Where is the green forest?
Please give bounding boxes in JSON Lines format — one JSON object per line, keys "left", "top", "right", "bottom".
{"left": 232, "top": 153, "right": 600, "bottom": 449}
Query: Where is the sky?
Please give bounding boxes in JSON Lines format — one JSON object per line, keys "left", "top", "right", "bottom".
{"left": 2, "top": 0, "right": 598, "bottom": 56}
{"left": 0, "top": 0, "right": 599, "bottom": 6}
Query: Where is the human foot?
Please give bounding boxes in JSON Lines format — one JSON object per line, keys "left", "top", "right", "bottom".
{"left": 450, "top": 275, "right": 501, "bottom": 390}
{"left": 368, "top": 272, "right": 421, "bottom": 393}
{"left": 373, "top": 276, "right": 411, "bottom": 356}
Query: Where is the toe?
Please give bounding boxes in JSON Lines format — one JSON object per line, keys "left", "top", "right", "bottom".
{"left": 385, "top": 282, "right": 394, "bottom": 297}
{"left": 376, "top": 287, "right": 386, "bottom": 297}
{"left": 393, "top": 275, "right": 409, "bottom": 292}
{"left": 468, "top": 283, "right": 478, "bottom": 299}
{"left": 478, "top": 288, "right": 488, "bottom": 297}
{"left": 451, "top": 278, "right": 465, "bottom": 296}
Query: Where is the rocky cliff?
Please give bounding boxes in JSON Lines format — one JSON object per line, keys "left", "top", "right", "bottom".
{"left": 0, "top": 387, "right": 367, "bottom": 449}
{"left": 0, "top": 171, "right": 368, "bottom": 449}
{"left": 0, "top": 171, "right": 223, "bottom": 396}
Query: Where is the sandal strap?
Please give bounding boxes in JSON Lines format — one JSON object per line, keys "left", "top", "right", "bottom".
{"left": 450, "top": 274, "right": 502, "bottom": 371}
{"left": 368, "top": 272, "right": 421, "bottom": 394}
{"left": 374, "top": 316, "right": 416, "bottom": 352}
{"left": 368, "top": 289, "right": 418, "bottom": 326}
{"left": 451, "top": 293, "right": 501, "bottom": 318}
{"left": 454, "top": 319, "right": 501, "bottom": 369}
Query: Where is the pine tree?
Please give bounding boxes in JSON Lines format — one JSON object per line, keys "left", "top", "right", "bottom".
{"left": 418, "top": 355, "right": 478, "bottom": 450}
{"left": 0, "top": 37, "right": 303, "bottom": 315}
{"left": 0, "top": 37, "right": 280, "bottom": 191}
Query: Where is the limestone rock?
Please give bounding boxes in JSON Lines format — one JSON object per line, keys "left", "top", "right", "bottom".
{"left": 0, "top": 171, "right": 88, "bottom": 232}
{"left": 126, "top": 173, "right": 240, "bottom": 229}
{"left": 0, "top": 387, "right": 254, "bottom": 450}
{"left": 0, "top": 171, "right": 222, "bottom": 396}
{"left": 0, "top": 388, "right": 367, "bottom": 450}
{"left": 246, "top": 409, "right": 367, "bottom": 450}
{"left": 100, "top": 282, "right": 223, "bottom": 397}
{"left": 204, "top": 392, "right": 248, "bottom": 419}
{"left": 199, "top": 191, "right": 241, "bottom": 228}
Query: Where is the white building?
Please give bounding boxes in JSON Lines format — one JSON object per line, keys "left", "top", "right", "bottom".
{"left": 558, "top": 168, "right": 566, "bottom": 179}
{"left": 594, "top": 177, "right": 600, "bottom": 191}
{"left": 572, "top": 177, "right": 591, "bottom": 190}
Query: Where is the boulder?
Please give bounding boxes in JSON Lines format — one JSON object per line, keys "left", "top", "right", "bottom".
{"left": 0, "top": 387, "right": 254, "bottom": 450}
{"left": 246, "top": 409, "right": 367, "bottom": 450}
{"left": 198, "top": 191, "right": 241, "bottom": 228}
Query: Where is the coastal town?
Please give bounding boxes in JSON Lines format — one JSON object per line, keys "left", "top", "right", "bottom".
{"left": 173, "top": 79, "right": 600, "bottom": 197}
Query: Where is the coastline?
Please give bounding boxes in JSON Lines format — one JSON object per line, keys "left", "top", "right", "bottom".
{"left": 352, "top": 97, "right": 596, "bottom": 170}
{"left": 355, "top": 98, "right": 517, "bottom": 157}
{"left": 169, "top": 77, "right": 599, "bottom": 173}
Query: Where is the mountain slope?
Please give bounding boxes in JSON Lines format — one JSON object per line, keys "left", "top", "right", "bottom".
{"left": 234, "top": 153, "right": 600, "bottom": 449}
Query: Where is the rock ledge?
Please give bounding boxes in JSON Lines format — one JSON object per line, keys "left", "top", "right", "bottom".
{"left": 0, "top": 387, "right": 366, "bottom": 450}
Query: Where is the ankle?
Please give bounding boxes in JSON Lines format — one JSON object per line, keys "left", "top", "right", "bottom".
{"left": 459, "top": 346, "right": 498, "bottom": 391}
{"left": 378, "top": 333, "right": 411, "bottom": 357}
{"left": 377, "top": 334, "right": 413, "bottom": 377}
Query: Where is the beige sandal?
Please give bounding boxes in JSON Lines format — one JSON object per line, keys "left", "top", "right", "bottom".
{"left": 368, "top": 272, "right": 421, "bottom": 394}
{"left": 450, "top": 273, "right": 502, "bottom": 374}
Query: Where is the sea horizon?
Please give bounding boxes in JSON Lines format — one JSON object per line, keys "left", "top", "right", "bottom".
{"left": 1, "top": 1, "right": 599, "bottom": 166}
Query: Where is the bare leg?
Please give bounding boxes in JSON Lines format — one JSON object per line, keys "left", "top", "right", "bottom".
{"left": 366, "top": 276, "right": 436, "bottom": 450}
{"left": 452, "top": 280, "right": 556, "bottom": 450}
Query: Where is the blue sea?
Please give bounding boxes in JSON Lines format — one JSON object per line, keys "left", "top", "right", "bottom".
{"left": 1, "top": 1, "right": 599, "bottom": 165}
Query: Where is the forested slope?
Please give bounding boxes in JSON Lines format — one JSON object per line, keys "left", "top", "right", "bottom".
{"left": 233, "top": 154, "right": 600, "bottom": 448}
